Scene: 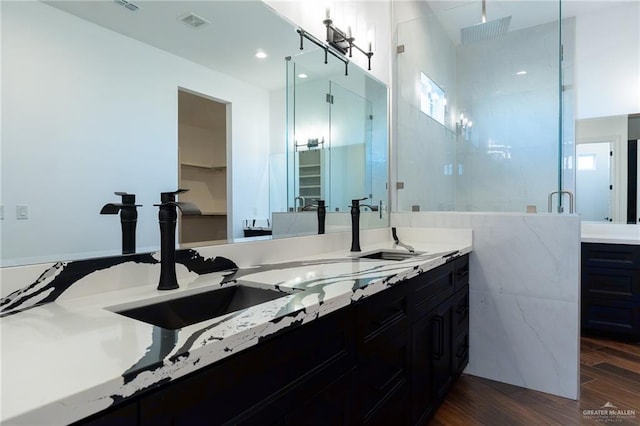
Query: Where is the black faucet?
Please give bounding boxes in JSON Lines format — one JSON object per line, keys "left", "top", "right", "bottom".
{"left": 350, "top": 197, "right": 368, "bottom": 252}
{"left": 100, "top": 192, "right": 142, "bottom": 255}
{"left": 154, "top": 189, "right": 201, "bottom": 291}
{"left": 317, "top": 200, "right": 326, "bottom": 234}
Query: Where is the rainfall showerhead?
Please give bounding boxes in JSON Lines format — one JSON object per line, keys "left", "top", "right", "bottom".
{"left": 460, "top": 0, "right": 511, "bottom": 45}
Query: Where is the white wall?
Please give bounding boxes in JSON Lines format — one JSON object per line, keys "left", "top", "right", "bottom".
{"left": 1, "top": 2, "right": 270, "bottom": 266}
{"left": 575, "top": 1, "right": 640, "bottom": 119}
{"left": 393, "top": 211, "right": 581, "bottom": 399}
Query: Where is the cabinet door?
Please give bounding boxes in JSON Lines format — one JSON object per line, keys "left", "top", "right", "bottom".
{"left": 431, "top": 299, "right": 454, "bottom": 402}
{"left": 285, "top": 368, "right": 357, "bottom": 426}
{"left": 139, "top": 307, "right": 355, "bottom": 425}
{"left": 355, "top": 281, "right": 411, "bottom": 424}
{"left": 357, "top": 321, "right": 411, "bottom": 422}
{"left": 362, "top": 381, "right": 411, "bottom": 426}
{"left": 411, "top": 314, "right": 437, "bottom": 425}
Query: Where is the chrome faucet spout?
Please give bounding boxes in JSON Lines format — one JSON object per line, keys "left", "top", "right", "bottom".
{"left": 294, "top": 196, "right": 306, "bottom": 212}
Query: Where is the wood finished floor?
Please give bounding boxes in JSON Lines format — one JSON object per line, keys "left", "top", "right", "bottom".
{"left": 431, "top": 336, "right": 640, "bottom": 425}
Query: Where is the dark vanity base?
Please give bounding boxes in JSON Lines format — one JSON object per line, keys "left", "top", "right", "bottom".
{"left": 581, "top": 243, "right": 640, "bottom": 340}
{"left": 75, "top": 255, "right": 470, "bottom": 426}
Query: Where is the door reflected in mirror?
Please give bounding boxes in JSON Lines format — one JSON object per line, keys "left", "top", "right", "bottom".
{"left": 576, "top": 114, "right": 639, "bottom": 223}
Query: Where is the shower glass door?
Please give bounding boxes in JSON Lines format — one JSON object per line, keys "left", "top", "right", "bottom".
{"left": 394, "top": 1, "right": 571, "bottom": 213}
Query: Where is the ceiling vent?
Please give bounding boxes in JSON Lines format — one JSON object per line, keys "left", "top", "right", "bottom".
{"left": 179, "top": 12, "right": 210, "bottom": 29}
{"left": 113, "top": 0, "right": 139, "bottom": 12}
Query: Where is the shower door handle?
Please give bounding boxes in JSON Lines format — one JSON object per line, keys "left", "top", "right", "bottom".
{"left": 548, "top": 190, "right": 574, "bottom": 213}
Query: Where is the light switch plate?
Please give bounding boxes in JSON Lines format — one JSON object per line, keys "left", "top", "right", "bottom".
{"left": 0, "top": 205, "right": 4, "bottom": 220}
{"left": 17, "top": 205, "right": 28, "bottom": 220}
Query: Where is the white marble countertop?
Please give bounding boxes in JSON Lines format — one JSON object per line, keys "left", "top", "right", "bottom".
{"left": 0, "top": 232, "right": 471, "bottom": 425}
{"left": 581, "top": 222, "right": 640, "bottom": 245}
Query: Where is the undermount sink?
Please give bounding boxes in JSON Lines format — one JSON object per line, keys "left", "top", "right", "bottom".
{"left": 113, "top": 284, "right": 290, "bottom": 330}
{"left": 357, "top": 250, "right": 422, "bottom": 261}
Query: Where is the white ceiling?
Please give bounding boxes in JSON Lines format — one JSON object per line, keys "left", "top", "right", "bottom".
{"left": 45, "top": 1, "right": 306, "bottom": 91}
{"left": 44, "top": 0, "right": 626, "bottom": 90}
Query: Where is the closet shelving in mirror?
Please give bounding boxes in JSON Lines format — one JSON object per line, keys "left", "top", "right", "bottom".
{"left": 181, "top": 161, "right": 226, "bottom": 172}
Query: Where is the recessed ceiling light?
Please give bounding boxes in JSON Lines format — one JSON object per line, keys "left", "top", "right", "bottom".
{"left": 255, "top": 50, "right": 267, "bottom": 59}
{"left": 298, "top": 73, "right": 308, "bottom": 79}
{"left": 516, "top": 70, "right": 527, "bottom": 75}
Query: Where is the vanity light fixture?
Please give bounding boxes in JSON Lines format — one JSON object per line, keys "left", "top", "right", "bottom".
{"left": 322, "top": 8, "right": 374, "bottom": 70}
{"left": 255, "top": 50, "right": 268, "bottom": 59}
{"left": 296, "top": 8, "right": 374, "bottom": 75}
{"left": 294, "top": 137, "right": 325, "bottom": 151}
{"left": 516, "top": 70, "right": 528, "bottom": 75}
{"left": 298, "top": 73, "right": 308, "bottom": 79}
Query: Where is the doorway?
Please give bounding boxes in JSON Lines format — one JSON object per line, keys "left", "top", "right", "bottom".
{"left": 576, "top": 141, "right": 613, "bottom": 222}
{"left": 177, "top": 89, "right": 228, "bottom": 244}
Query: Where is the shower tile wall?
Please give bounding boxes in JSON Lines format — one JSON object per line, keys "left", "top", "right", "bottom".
{"left": 396, "top": 5, "right": 572, "bottom": 214}
{"left": 455, "top": 19, "right": 562, "bottom": 212}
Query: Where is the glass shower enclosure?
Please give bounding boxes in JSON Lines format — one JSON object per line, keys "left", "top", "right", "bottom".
{"left": 394, "top": 0, "right": 574, "bottom": 214}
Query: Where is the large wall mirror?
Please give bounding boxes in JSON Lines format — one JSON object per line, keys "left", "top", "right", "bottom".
{"left": 271, "top": 46, "right": 388, "bottom": 238}
{"left": 0, "top": 0, "right": 389, "bottom": 267}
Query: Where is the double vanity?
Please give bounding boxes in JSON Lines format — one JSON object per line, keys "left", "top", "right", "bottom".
{"left": 0, "top": 227, "right": 472, "bottom": 425}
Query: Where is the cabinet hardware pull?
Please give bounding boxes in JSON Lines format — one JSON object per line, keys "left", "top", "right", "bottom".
{"left": 432, "top": 316, "right": 444, "bottom": 359}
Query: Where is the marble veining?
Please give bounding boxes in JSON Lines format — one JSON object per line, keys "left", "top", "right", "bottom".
{"left": 0, "top": 249, "right": 237, "bottom": 316}
{"left": 0, "top": 230, "right": 471, "bottom": 425}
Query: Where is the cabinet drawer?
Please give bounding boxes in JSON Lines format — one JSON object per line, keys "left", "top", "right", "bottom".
{"left": 454, "top": 255, "right": 470, "bottom": 292}
{"left": 582, "top": 267, "right": 640, "bottom": 298}
{"left": 582, "top": 298, "right": 640, "bottom": 336}
{"left": 357, "top": 282, "right": 409, "bottom": 343}
{"left": 582, "top": 243, "right": 640, "bottom": 270}
{"left": 411, "top": 262, "right": 454, "bottom": 320}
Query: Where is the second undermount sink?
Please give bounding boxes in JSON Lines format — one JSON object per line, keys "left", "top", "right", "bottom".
{"left": 112, "top": 284, "right": 291, "bottom": 330}
{"left": 357, "top": 250, "right": 422, "bottom": 261}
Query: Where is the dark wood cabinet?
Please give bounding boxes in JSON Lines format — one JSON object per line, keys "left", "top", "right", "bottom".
{"left": 582, "top": 243, "right": 640, "bottom": 339}
{"left": 76, "top": 254, "right": 471, "bottom": 426}
{"left": 409, "top": 255, "right": 469, "bottom": 426}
